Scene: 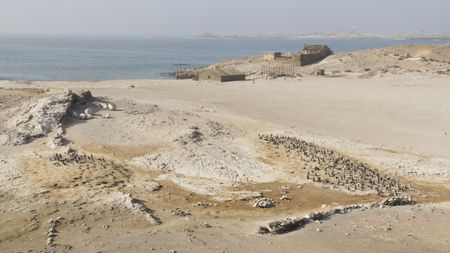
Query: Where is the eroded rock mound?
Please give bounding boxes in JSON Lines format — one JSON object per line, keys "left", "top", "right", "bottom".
{"left": 107, "top": 192, "right": 161, "bottom": 225}
{"left": 258, "top": 196, "right": 415, "bottom": 235}
{"left": 2, "top": 90, "right": 75, "bottom": 145}
{"left": 250, "top": 197, "right": 277, "bottom": 208}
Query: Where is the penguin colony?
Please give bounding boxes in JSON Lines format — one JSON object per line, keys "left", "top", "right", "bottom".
{"left": 50, "top": 152, "right": 104, "bottom": 166}
{"left": 258, "top": 134, "right": 411, "bottom": 196}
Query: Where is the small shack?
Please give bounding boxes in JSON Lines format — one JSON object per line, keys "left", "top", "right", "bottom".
{"left": 299, "top": 44, "right": 333, "bottom": 66}
{"left": 197, "top": 68, "right": 246, "bottom": 82}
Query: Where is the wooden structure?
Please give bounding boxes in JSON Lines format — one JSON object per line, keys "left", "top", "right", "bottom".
{"left": 262, "top": 65, "right": 295, "bottom": 78}
{"left": 197, "top": 68, "right": 246, "bottom": 82}
{"left": 161, "top": 64, "right": 199, "bottom": 79}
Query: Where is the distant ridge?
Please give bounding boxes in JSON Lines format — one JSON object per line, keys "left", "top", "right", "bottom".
{"left": 194, "top": 32, "right": 450, "bottom": 41}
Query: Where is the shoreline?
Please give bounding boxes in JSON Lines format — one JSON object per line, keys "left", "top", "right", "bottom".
{"left": 1, "top": 44, "right": 450, "bottom": 252}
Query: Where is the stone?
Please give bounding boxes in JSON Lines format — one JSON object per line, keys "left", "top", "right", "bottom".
{"left": 78, "top": 113, "right": 87, "bottom": 120}
{"left": 258, "top": 226, "right": 271, "bottom": 234}
{"left": 280, "top": 195, "right": 292, "bottom": 201}
{"left": 193, "top": 201, "right": 216, "bottom": 208}
{"left": 172, "top": 208, "right": 191, "bottom": 217}
{"left": 85, "top": 108, "right": 94, "bottom": 118}
{"left": 382, "top": 196, "right": 415, "bottom": 206}
{"left": 250, "top": 198, "right": 276, "bottom": 208}
{"left": 107, "top": 103, "right": 117, "bottom": 111}
{"left": 47, "top": 134, "right": 66, "bottom": 149}
{"left": 115, "top": 192, "right": 161, "bottom": 225}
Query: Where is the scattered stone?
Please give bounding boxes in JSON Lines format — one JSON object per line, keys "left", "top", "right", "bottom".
{"left": 78, "top": 113, "right": 87, "bottom": 120}
{"left": 265, "top": 217, "right": 310, "bottom": 234}
{"left": 47, "top": 133, "right": 66, "bottom": 149}
{"left": 46, "top": 217, "right": 63, "bottom": 246}
{"left": 280, "top": 195, "right": 292, "bottom": 201}
{"left": 102, "top": 113, "right": 111, "bottom": 119}
{"left": 258, "top": 226, "right": 271, "bottom": 234}
{"left": 84, "top": 107, "right": 94, "bottom": 118}
{"left": 116, "top": 192, "right": 161, "bottom": 225}
{"left": 315, "top": 68, "right": 325, "bottom": 76}
{"left": 258, "top": 197, "right": 416, "bottom": 235}
{"left": 200, "top": 222, "right": 212, "bottom": 229}
{"left": 382, "top": 196, "right": 415, "bottom": 206}
{"left": 281, "top": 185, "right": 291, "bottom": 193}
{"left": 107, "top": 103, "right": 117, "bottom": 111}
{"left": 172, "top": 208, "right": 191, "bottom": 217}
{"left": 250, "top": 198, "right": 276, "bottom": 208}
{"left": 193, "top": 201, "right": 216, "bottom": 208}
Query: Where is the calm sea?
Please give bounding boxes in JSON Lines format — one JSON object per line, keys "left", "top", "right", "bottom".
{"left": 0, "top": 35, "right": 448, "bottom": 81}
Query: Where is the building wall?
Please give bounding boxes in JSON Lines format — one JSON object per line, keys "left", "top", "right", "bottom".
{"left": 198, "top": 71, "right": 245, "bottom": 82}
{"left": 264, "top": 52, "right": 282, "bottom": 60}
{"left": 198, "top": 71, "right": 221, "bottom": 82}
{"left": 220, "top": 74, "right": 246, "bottom": 82}
{"left": 299, "top": 53, "right": 329, "bottom": 66}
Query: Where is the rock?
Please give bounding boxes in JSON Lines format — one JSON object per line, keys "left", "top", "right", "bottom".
{"left": 4, "top": 92, "right": 74, "bottom": 145}
{"left": 382, "top": 196, "right": 415, "bottom": 206}
{"left": 193, "top": 201, "right": 216, "bottom": 208}
{"left": 250, "top": 198, "right": 276, "bottom": 208}
{"left": 258, "top": 226, "right": 271, "bottom": 234}
{"left": 280, "top": 195, "right": 292, "bottom": 201}
{"left": 172, "top": 208, "right": 191, "bottom": 217}
{"left": 0, "top": 135, "right": 8, "bottom": 145}
{"left": 47, "top": 134, "right": 66, "bottom": 149}
{"left": 84, "top": 108, "right": 94, "bottom": 118}
{"left": 107, "top": 103, "right": 117, "bottom": 111}
{"left": 315, "top": 68, "right": 325, "bottom": 76}
{"left": 78, "top": 113, "right": 87, "bottom": 120}
{"left": 47, "top": 237, "right": 54, "bottom": 245}
{"left": 113, "top": 192, "right": 161, "bottom": 225}
{"left": 200, "top": 222, "right": 212, "bottom": 229}
{"left": 102, "top": 113, "right": 111, "bottom": 119}
{"left": 266, "top": 217, "right": 310, "bottom": 234}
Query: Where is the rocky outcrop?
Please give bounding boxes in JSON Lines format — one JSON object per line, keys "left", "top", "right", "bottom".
{"left": 47, "top": 217, "right": 63, "bottom": 246}
{"left": 250, "top": 197, "right": 277, "bottom": 208}
{"left": 108, "top": 192, "right": 161, "bottom": 225}
{"left": 1, "top": 90, "right": 118, "bottom": 146}
{"left": 3, "top": 90, "right": 74, "bottom": 145}
{"left": 258, "top": 196, "right": 415, "bottom": 235}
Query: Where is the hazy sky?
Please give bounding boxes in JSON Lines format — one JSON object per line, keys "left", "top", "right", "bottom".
{"left": 1, "top": 0, "right": 449, "bottom": 36}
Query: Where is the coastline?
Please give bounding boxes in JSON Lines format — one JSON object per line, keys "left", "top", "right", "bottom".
{"left": 1, "top": 45, "right": 450, "bottom": 252}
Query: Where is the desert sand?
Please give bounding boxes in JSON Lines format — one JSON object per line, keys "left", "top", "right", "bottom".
{"left": 1, "top": 44, "right": 450, "bottom": 253}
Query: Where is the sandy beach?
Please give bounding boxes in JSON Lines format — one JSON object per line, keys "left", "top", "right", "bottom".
{"left": 1, "top": 44, "right": 450, "bottom": 253}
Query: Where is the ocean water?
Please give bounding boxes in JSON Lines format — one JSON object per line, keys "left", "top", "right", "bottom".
{"left": 0, "top": 35, "right": 448, "bottom": 81}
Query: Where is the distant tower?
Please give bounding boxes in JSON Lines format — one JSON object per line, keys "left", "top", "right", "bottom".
{"left": 353, "top": 21, "right": 358, "bottom": 33}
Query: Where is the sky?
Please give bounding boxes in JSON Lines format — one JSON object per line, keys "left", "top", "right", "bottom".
{"left": 0, "top": 0, "right": 449, "bottom": 36}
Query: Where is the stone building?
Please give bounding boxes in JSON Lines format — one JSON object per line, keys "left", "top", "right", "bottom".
{"left": 197, "top": 68, "right": 246, "bottom": 82}
{"left": 264, "top": 52, "right": 283, "bottom": 60}
{"left": 299, "top": 44, "right": 333, "bottom": 66}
